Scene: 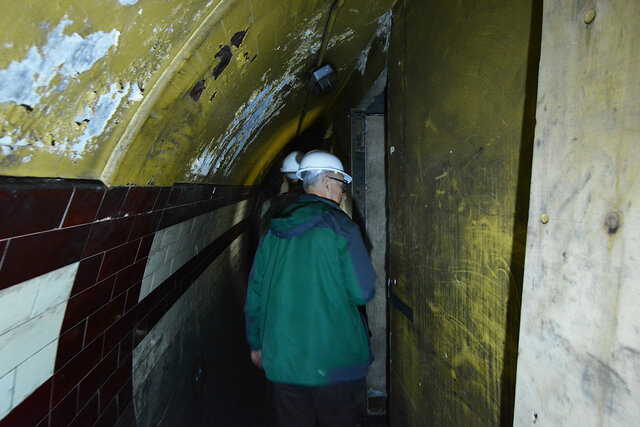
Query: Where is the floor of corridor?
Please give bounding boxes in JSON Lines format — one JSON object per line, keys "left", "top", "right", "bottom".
{"left": 140, "top": 281, "right": 388, "bottom": 426}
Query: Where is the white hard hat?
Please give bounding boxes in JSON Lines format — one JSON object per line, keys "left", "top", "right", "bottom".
{"left": 280, "top": 151, "right": 303, "bottom": 173}
{"left": 295, "top": 150, "right": 352, "bottom": 183}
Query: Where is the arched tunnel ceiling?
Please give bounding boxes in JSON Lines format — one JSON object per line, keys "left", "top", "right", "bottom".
{"left": 0, "top": 0, "right": 394, "bottom": 185}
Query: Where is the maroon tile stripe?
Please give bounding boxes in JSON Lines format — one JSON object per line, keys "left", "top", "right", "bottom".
{"left": 0, "top": 177, "right": 257, "bottom": 426}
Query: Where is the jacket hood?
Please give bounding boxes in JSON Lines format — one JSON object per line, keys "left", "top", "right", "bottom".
{"left": 270, "top": 194, "right": 341, "bottom": 238}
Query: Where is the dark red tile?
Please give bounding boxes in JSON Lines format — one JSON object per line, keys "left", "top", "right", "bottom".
{"left": 0, "top": 224, "right": 90, "bottom": 290}
{"left": 62, "top": 276, "right": 114, "bottom": 335}
{"left": 124, "top": 283, "right": 141, "bottom": 313}
{"left": 113, "top": 259, "right": 146, "bottom": 296}
{"left": 71, "top": 254, "right": 103, "bottom": 297}
{"left": 133, "top": 315, "right": 150, "bottom": 347}
{"left": 103, "top": 309, "right": 136, "bottom": 355}
{"left": 152, "top": 187, "right": 171, "bottom": 211}
{"left": 128, "top": 211, "right": 162, "bottom": 241}
{"left": 158, "top": 205, "right": 191, "bottom": 230}
{"left": 69, "top": 393, "right": 98, "bottom": 427}
{"left": 35, "top": 414, "right": 49, "bottom": 427}
{"left": 118, "top": 331, "right": 134, "bottom": 366}
{"left": 121, "top": 187, "right": 160, "bottom": 215}
{"left": 176, "top": 185, "right": 208, "bottom": 205}
{"left": 82, "top": 217, "right": 134, "bottom": 258}
{"left": 99, "top": 355, "right": 131, "bottom": 411}
{"left": 97, "top": 240, "right": 139, "bottom": 282}
{"left": 50, "top": 386, "right": 78, "bottom": 426}
{"left": 85, "top": 294, "right": 126, "bottom": 344}
{"left": 0, "top": 240, "right": 7, "bottom": 271}
{"left": 117, "top": 400, "right": 135, "bottom": 423}
{"left": 166, "top": 186, "right": 182, "bottom": 207}
{"left": 116, "top": 379, "right": 133, "bottom": 416}
{"left": 62, "top": 186, "right": 106, "bottom": 227}
{"left": 78, "top": 346, "right": 118, "bottom": 409}
{"left": 55, "top": 320, "right": 86, "bottom": 371}
{"left": 94, "top": 398, "right": 117, "bottom": 427}
{"left": 0, "top": 183, "right": 72, "bottom": 239}
{"left": 0, "top": 378, "right": 51, "bottom": 426}
{"left": 95, "top": 187, "right": 128, "bottom": 220}
{"left": 52, "top": 338, "right": 102, "bottom": 407}
{"left": 136, "top": 235, "right": 154, "bottom": 261}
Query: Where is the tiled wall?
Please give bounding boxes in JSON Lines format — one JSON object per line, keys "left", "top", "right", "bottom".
{"left": 0, "top": 178, "right": 256, "bottom": 426}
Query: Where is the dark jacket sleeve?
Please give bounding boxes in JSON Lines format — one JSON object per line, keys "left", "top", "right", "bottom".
{"left": 341, "top": 219, "right": 376, "bottom": 305}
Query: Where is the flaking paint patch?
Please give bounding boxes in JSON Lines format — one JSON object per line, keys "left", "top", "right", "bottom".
{"left": 0, "top": 135, "right": 29, "bottom": 157}
{"left": 357, "top": 10, "right": 393, "bottom": 75}
{"left": 71, "top": 83, "right": 131, "bottom": 157}
{"left": 190, "top": 73, "right": 298, "bottom": 177}
{"left": 118, "top": 0, "right": 139, "bottom": 4}
{"left": 0, "top": 19, "right": 119, "bottom": 107}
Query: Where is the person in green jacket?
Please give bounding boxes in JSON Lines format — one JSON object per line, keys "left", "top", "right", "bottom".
{"left": 245, "top": 150, "right": 376, "bottom": 426}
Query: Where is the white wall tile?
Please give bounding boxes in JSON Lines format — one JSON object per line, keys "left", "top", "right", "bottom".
{"left": 13, "top": 339, "right": 57, "bottom": 404}
{"left": 138, "top": 200, "right": 247, "bottom": 304}
{"left": 31, "top": 263, "right": 79, "bottom": 318}
{"left": 0, "top": 263, "right": 78, "bottom": 337}
{"left": 0, "top": 302, "right": 65, "bottom": 378}
{"left": 0, "top": 370, "right": 15, "bottom": 418}
{"left": 0, "top": 279, "right": 39, "bottom": 336}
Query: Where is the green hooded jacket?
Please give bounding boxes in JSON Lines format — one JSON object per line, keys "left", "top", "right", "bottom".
{"left": 245, "top": 194, "right": 376, "bottom": 386}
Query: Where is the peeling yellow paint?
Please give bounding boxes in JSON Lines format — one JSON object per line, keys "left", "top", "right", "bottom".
{"left": 0, "top": 0, "right": 395, "bottom": 186}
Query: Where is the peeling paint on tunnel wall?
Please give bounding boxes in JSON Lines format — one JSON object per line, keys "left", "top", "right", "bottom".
{"left": 386, "top": 0, "right": 537, "bottom": 425}
{"left": 0, "top": 0, "right": 396, "bottom": 187}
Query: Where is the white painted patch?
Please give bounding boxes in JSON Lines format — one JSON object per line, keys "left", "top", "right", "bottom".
{"left": 0, "top": 19, "right": 119, "bottom": 107}
{"left": 376, "top": 10, "right": 393, "bottom": 52}
{"left": 356, "top": 44, "right": 372, "bottom": 75}
{"left": 0, "top": 135, "right": 30, "bottom": 157}
{"left": 0, "top": 263, "right": 78, "bottom": 415}
{"left": 128, "top": 82, "right": 144, "bottom": 102}
{"left": 72, "top": 82, "right": 130, "bottom": 157}
{"left": 190, "top": 73, "right": 298, "bottom": 177}
{"left": 118, "top": 0, "right": 139, "bottom": 5}
{"left": 357, "top": 10, "right": 393, "bottom": 75}
{"left": 327, "top": 28, "right": 355, "bottom": 50}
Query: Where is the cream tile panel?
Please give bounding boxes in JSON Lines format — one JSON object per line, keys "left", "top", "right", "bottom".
{"left": 139, "top": 200, "right": 248, "bottom": 302}
{"left": 0, "top": 263, "right": 77, "bottom": 419}
{"left": 0, "top": 263, "right": 78, "bottom": 336}
{"left": 13, "top": 340, "right": 57, "bottom": 404}
{"left": 0, "top": 263, "right": 77, "bottom": 377}
{"left": 0, "top": 280, "right": 39, "bottom": 336}
{"left": 0, "top": 302, "right": 66, "bottom": 377}
{"left": 0, "top": 370, "right": 14, "bottom": 418}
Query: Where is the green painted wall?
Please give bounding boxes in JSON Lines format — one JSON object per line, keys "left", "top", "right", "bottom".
{"left": 386, "top": 0, "right": 539, "bottom": 424}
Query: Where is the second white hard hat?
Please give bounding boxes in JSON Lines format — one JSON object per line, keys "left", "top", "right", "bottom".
{"left": 280, "top": 151, "right": 303, "bottom": 173}
{"left": 295, "top": 150, "right": 352, "bottom": 183}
